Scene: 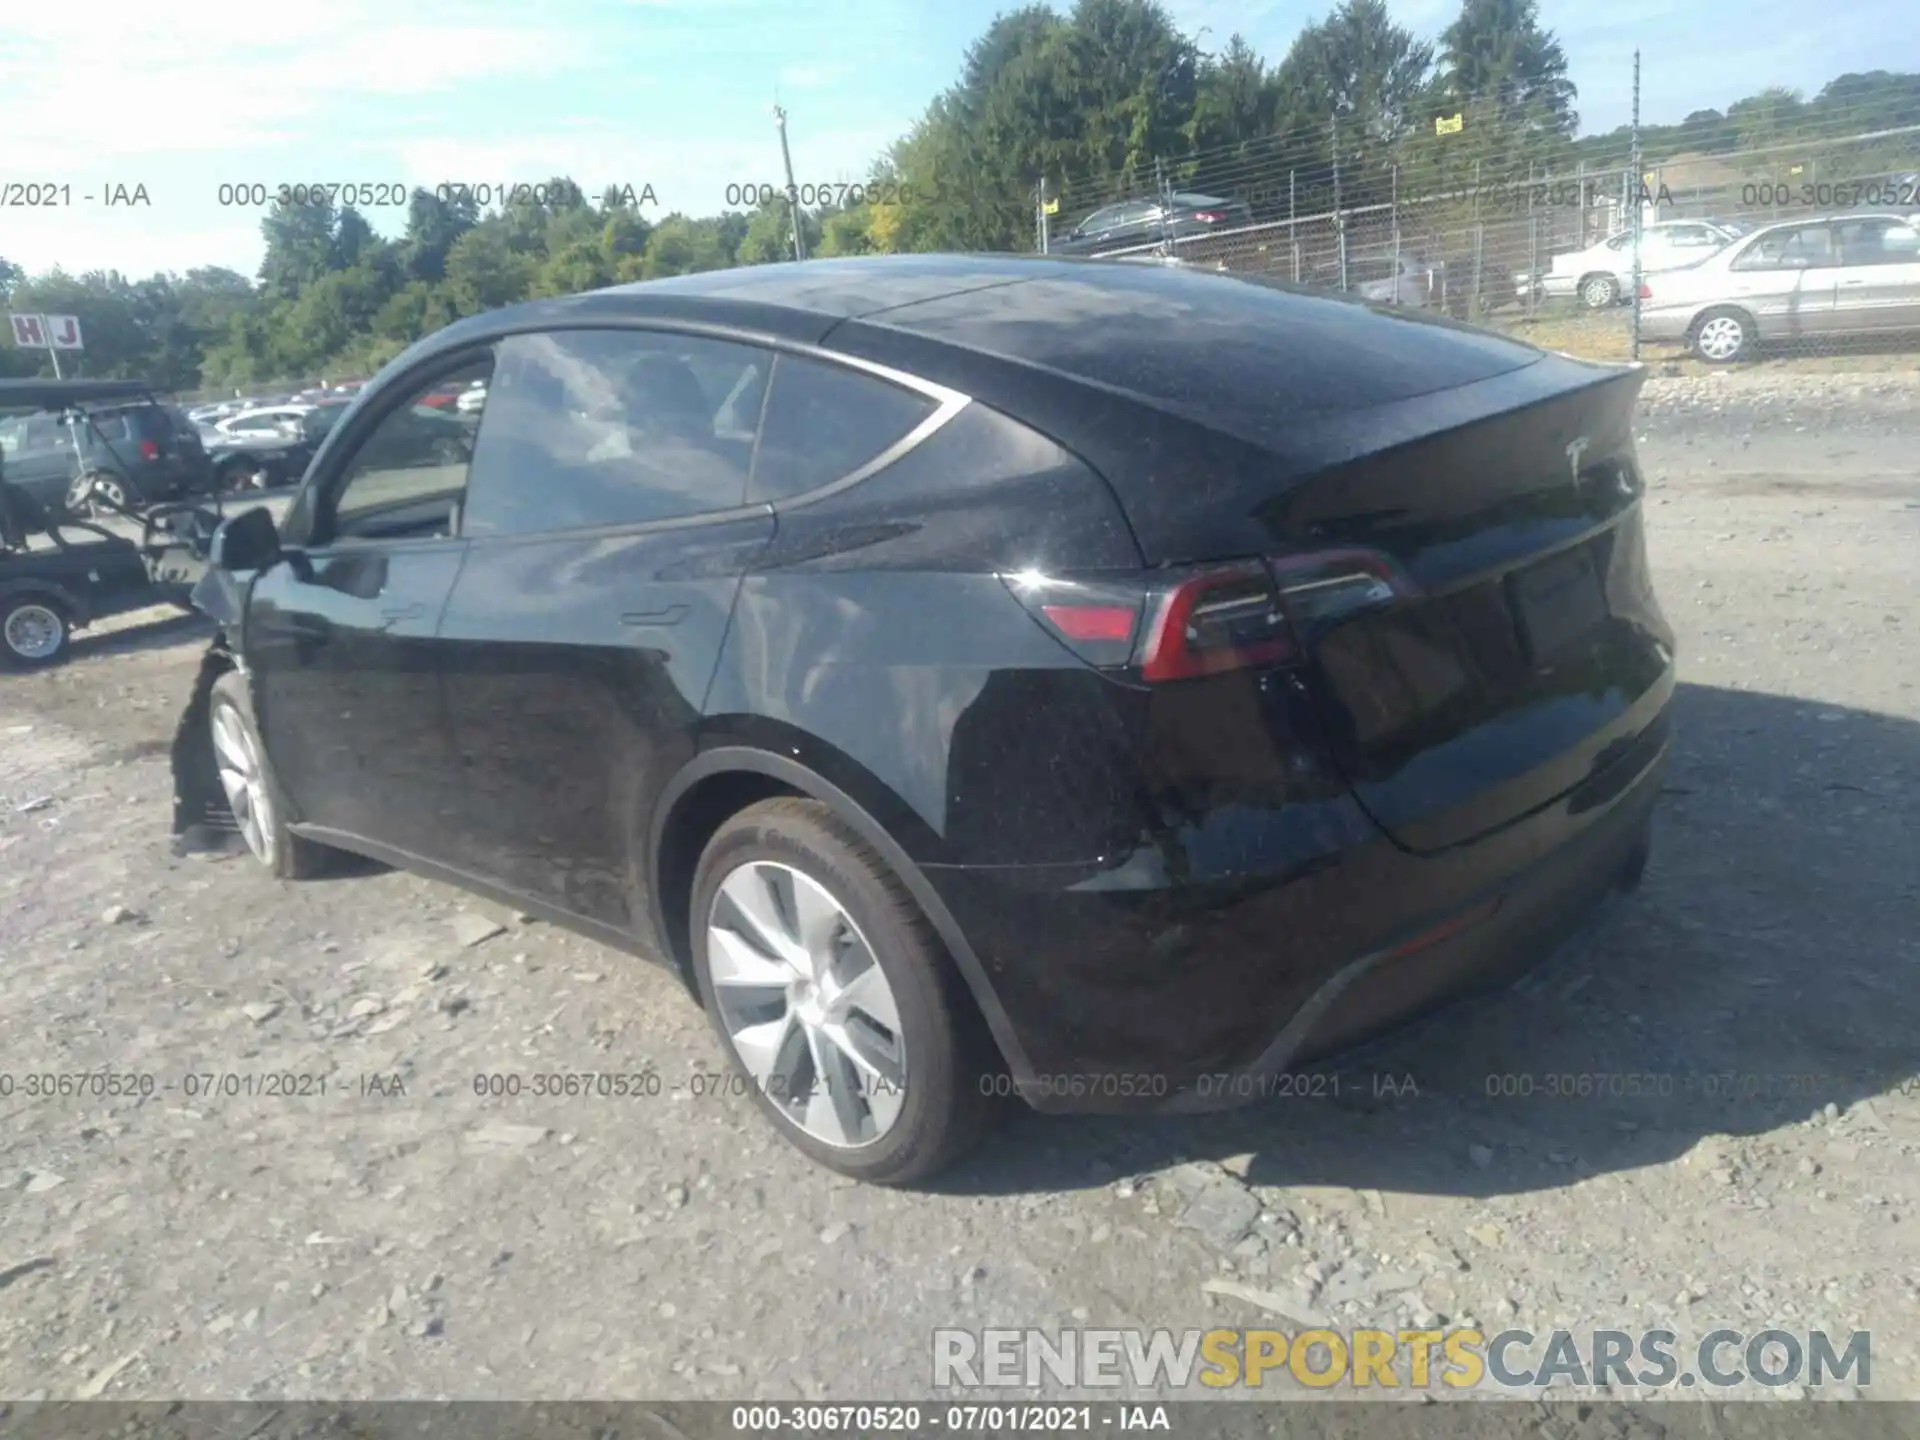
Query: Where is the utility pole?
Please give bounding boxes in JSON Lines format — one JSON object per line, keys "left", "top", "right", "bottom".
{"left": 1629, "top": 50, "right": 1643, "bottom": 360}
{"left": 772, "top": 104, "right": 807, "bottom": 262}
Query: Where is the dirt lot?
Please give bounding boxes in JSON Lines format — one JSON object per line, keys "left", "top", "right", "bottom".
{"left": 2, "top": 368, "right": 1917, "bottom": 1406}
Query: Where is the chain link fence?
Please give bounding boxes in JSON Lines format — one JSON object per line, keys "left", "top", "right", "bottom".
{"left": 1033, "top": 87, "right": 1920, "bottom": 369}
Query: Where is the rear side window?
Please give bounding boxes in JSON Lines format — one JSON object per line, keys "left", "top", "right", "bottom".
{"left": 89, "top": 413, "right": 131, "bottom": 442}
{"left": 463, "top": 329, "right": 770, "bottom": 537}
{"left": 750, "top": 355, "right": 938, "bottom": 504}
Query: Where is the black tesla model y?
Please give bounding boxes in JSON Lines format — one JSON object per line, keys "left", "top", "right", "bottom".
{"left": 172, "top": 254, "right": 1675, "bottom": 1184}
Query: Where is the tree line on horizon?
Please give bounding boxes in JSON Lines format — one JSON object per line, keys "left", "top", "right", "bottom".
{"left": 2, "top": 0, "right": 1915, "bottom": 393}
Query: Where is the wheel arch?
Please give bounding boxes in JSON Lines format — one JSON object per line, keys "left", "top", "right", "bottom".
{"left": 648, "top": 740, "right": 1038, "bottom": 1087}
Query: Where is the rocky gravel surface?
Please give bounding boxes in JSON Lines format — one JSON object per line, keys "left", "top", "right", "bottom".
{"left": 1, "top": 365, "right": 1916, "bottom": 1409}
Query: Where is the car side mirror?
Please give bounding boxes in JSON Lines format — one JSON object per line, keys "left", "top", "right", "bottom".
{"left": 209, "top": 505, "right": 284, "bottom": 574}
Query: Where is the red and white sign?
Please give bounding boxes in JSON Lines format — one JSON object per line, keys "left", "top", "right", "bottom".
{"left": 46, "top": 315, "right": 84, "bottom": 350}
{"left": 8, "top": 313, "right": 47, "bottom": 348}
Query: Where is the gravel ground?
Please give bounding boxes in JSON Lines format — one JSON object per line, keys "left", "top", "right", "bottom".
{"left": 1, "top": 368, "right": 1916, "bottom": 1407}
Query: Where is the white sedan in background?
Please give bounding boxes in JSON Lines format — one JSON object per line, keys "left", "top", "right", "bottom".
{"left": 215, "top": 403, "right": 314, "bottom": 438}
{"left": 455, "top": 380, "right": 488, "bottom": 414}
{"left": 1524, "top": 220, "right": 1743, "bottom": 309}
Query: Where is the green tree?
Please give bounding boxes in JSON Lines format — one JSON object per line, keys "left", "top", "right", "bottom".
{"left": 1273, "top": 0, "right": 1436, "bottom": 211}
{"left": 640, "top": 215, "right": 734, "bottom": 278}
{"left": 1439, "top": 0, "right": 1575, "bottom": 143}
{"left": 399, "top": 188, "right": 479, "bottom": 283}
{"left": 443, "top": 225, "right": 538, "bottom": 315}
{"left": 258, "top": 197, "right": 338, "bottom": 298}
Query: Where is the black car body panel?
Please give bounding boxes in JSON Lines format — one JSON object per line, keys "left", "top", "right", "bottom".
{"left": 176, "top": 253, "right": 1674, "bottom": 1111}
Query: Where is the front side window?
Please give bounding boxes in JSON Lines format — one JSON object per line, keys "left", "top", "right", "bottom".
{"left": 461, "top": 329, "right": 770, "bottom": 538}
{"left": 323, "top": 354, "right": 492, "bottom": 542}
{"left": 750, "top": 354, "right": 940, "bottom": 504}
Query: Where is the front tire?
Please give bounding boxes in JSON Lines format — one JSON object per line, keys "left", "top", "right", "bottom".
{"left": 1579, "top": 273, "right": 1621, "bottom": 308}
{"left": 0, "top": 595, "right": 71, "bottom": 668}
{"left": 689, "top": 797, "right": 999, "bottom": 1185}
{"left": 1691, "top": 308, "right": 1756, "bottom": 363}
{"left": 208, "top": 672, "right": 341, "bottom": 879}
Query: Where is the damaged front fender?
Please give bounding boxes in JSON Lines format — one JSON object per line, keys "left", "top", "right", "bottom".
{"left": 171, "top": 641, "right": 245, "bottom": 857}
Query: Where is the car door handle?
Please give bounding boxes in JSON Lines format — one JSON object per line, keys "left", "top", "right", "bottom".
{"left": 621, "top": 605, "right": 687, "bottom": 628}
{"left": 381, "top": 602, "right": 426, "bottom": 620}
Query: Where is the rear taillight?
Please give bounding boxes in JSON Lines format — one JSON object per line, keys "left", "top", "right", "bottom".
{"left": 1003, "top": 547, "right": 1413, "bottom": 684}
{"left": 139, "top": 438, "right": 160, "bottom": 460}
{"left": 1637, "top": 282, "right": 1652, "bottom": 300}
{"left": 1002, "top": 572, "right": 1146, "bottom": 669}
{"left": 1192, "top": 210, "right": 1227, "bottom": 223}
{"left": 1139, "top": 564, "right": 1293, "bottom": 681}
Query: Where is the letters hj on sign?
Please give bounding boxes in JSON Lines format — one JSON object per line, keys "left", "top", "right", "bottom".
{"left": 6, "top": 313, "right": 83, "bottom": 350}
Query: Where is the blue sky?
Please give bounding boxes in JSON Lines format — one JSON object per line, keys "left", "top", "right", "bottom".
{"left": 1, "top": 0, "right": 1914, "bottom": 280}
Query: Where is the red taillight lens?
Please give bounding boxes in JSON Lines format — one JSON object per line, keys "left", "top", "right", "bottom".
{"left": 1193, "top": 210, "right": 1226, "bottom": 222}
{"left": 1637, "top": 282, "right": 1652, "bottom": 299}
{"left": 1041, "top": 604, "right": 1137, "bottom": 642}
{"left": 1002, "top": 573, "right": 1146, "bottom": 668}
{"left": 1003, "top": 548, "right": 1411, "bottom": 683}
{"left": 1139, "top": 565, "right": 1293, "bottom": 682}
{"left": 139, "top": 438, "right": 160, "bottom": 460}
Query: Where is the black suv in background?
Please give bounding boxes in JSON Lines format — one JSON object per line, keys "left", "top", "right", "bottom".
{"left": 0, "top": 396, "right": 214, "bottom": 514}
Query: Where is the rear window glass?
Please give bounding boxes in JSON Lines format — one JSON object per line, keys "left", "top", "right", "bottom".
{"left": 751, "top": 355, "right": 938, "bottom": 503}
{"left": 871, "top": 267, "right": 1541, "bottom": 444}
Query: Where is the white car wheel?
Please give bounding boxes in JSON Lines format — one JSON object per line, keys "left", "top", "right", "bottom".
{"left": 1693, "top": 311, "right": 1754, "bottom": 363}
{"left": 1580, "top": 274, "right": 1620, "bottom": 308}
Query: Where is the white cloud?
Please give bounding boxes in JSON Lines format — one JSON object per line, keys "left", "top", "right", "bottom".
{"left": 0, "top": 2, "right": 586, "bottom": 168}
{"left": 4, "top": 215, "right": 266, "bottom": 278}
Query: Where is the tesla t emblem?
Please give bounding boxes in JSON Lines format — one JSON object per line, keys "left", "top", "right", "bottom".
{"left": 1566, "top": 436, "right": 1591, "bottom": 487}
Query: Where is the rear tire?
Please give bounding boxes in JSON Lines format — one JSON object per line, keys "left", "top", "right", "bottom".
{"left": 0, "top": 594, "right": 71, "bottom": 668}
{"left": 1691, "top": 308, "right": 1756, "bottom": 363}
{"left": 208, "top": 672, "right": 342, "bottom": 879}
{"left": 689, "top": 797, "right": 999, "bottom": 1185}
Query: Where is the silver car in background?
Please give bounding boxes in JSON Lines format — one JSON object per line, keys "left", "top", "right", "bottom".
{"left": 1639, "top": 212, "right": 1920, "bottom": 362}
{"left": 1526, "top": 219, "right": 1743, "bottom": 309}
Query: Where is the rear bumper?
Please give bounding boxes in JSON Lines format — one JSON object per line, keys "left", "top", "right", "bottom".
{"left": 924, "top": 688, "right": 1670, "bottom": 1115}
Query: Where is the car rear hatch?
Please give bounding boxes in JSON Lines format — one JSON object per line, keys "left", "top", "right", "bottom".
{"left": 854, "top": 271, "right": 1676, "bottom": 854}
{"left": 1264, "top": 368, "right": 1672, "bottom": 852}
{"left": 161, "top": 406, "right": 210, "bottom": 477}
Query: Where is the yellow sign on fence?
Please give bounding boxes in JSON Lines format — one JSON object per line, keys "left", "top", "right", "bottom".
{"left": 1435, "top": 112, "right": 1464, "bottom": 135}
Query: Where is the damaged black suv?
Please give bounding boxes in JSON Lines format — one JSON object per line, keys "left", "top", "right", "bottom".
{"left": 171, "top": 256, "right": 1673, "bottom": 1185}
